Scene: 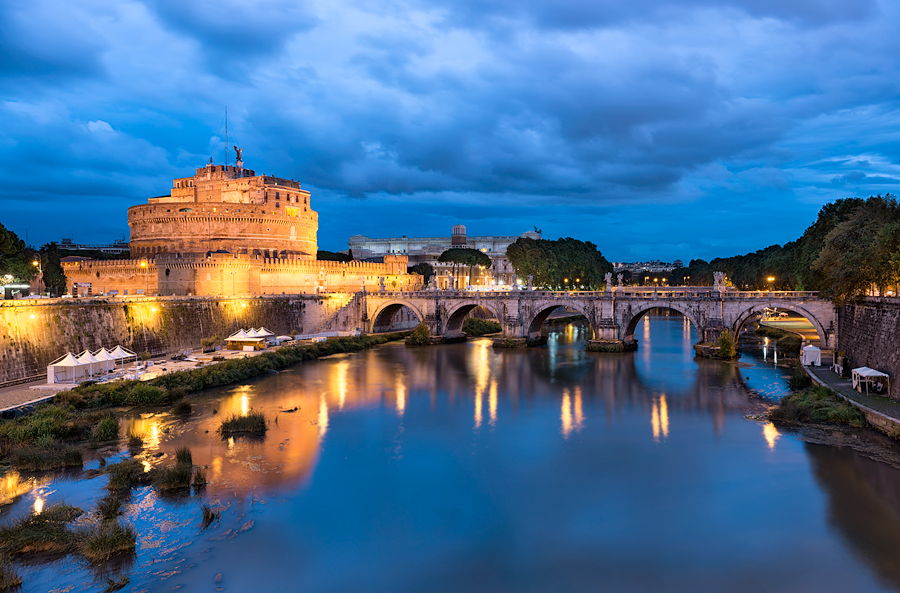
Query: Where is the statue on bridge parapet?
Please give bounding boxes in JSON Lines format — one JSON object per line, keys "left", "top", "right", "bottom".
{"left": 713, "top": 271, "right": 726, "bottom": 292}
{"left": 512, "top": 274, "right": 518, "bottom": 290}
{"left": 527, "top": 275, "right": 533, "bottom": 291}
{"left": 379, "top": 277, "right": 386, "bottom": 292}
{"left": 617, "top": 273, "right": 624, "bottom": 290}
{"left": 604, "top": 272, "right": 613, "bottom": 292}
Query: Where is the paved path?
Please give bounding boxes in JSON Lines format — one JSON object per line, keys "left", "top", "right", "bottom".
{"left": 807, "top": 366, "right": 900, "bottom": 427}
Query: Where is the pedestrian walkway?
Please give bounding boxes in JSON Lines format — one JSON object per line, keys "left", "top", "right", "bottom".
{"left": 807, "top": 366, "right": 900, "bottom": 432}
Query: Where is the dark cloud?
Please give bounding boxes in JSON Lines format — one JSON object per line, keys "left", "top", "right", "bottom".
{"left": 0, "top": 0, "right": 898, "bottom": 262}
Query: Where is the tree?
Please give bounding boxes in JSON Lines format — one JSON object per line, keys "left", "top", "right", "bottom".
{"left": 409, "top": 262, "right": 434, "bottom": 284}
{"left": 506, "top": 237, "right": 612, "bottom": 290}
{"left": 316, "top": 250, "right": 351, "bottom": 262}
{"left": 40, "top": 242, "right": 67, "bottom": 296}
{"left": 438, "top": 248, "right": 491, "bottom": 288}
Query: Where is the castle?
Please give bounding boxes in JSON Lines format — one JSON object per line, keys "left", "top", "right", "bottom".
{"left": 64, "top": 156, "right": 420, "bottom": 296}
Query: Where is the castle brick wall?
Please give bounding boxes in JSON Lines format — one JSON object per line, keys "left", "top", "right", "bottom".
{"left": 0, "top": 294, "right": 354, "bottom": 384}
{"left": 837, "top": 297, "right": 900, "bottom": 382}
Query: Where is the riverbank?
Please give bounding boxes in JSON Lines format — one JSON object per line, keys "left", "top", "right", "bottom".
{"left": 0, "top": 331, "right": 411, "bottom": 472}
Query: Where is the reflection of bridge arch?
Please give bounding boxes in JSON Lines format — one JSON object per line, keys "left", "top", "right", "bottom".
{"left": 621, "top": 303, "right": 703, "bottom": 343}
{"left": 370, "top": 300, "right": 424, "bottom": 333}
{"left": 527, "top": 302, "right": 596, "bottom": 340}
{"left": 731, "top": 302, "right": 829, "bottom": 345}
{"left": 444, "top": 301, "right": 504, "bottom": 334}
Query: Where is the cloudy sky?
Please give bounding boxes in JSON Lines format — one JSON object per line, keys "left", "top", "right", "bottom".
{"left": 2, "top": 0, "right": 899, "bottom": 262}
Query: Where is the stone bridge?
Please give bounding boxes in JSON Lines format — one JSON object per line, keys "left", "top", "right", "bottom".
{"left": 363, "top": 288, "right": 837, "bottom": 349}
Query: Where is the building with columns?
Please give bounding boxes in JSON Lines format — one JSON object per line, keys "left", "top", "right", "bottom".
{"left": 348, "top": 225, "right": 540, "bottom": 289}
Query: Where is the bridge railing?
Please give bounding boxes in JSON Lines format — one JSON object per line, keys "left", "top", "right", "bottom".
{"left": 370, "top": 289, "right": 821, "bottom": 299}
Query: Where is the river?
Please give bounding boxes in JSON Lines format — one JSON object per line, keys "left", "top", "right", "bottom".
{"left": 5, "top": 312, "right": 900, "bottom": 592}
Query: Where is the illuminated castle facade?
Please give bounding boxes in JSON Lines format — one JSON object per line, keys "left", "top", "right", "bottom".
{"left": 64, "top": 158, "right": 419, "bottom": 297}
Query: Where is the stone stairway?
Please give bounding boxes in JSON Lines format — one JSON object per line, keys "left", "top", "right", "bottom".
{"left": 312, "top": 291, "right": 367, "bottom": 334}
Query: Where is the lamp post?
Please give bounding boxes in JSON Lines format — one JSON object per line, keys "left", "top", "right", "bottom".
{"left": 31, "top": 255, "right": 43, "bottom": 295}
{"left": 767, "top": 276, "right": 775, "bottom": 292}
{"left": 140, "top": 258, "right": 149, "bottom": 296}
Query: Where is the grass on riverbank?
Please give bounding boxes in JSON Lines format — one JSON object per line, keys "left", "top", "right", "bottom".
{"left": 770, "top": 385, "right": 867, "bottom": 428}
{"left": 462, "top": 318, "right": 502, "bottom": 337}
{"left": 0, "top": 332, "right": 410, "bottom": 470}
{"left": 755, "top": 323, "right": 802, "bottom": 353}
{"left": 218, "top": 412, "right": 267, "bottom": 436}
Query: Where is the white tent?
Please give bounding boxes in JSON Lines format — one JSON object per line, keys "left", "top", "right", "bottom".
{"left": 76, "top": 350, "right": 102, "bottom": 377}
{"left": 47, "top": 352, "right": 88, "bottom": 384}
{"left": 227, "top": 329, "right": 252, "bottom": 340}
{"left": 852, "top": 367, "right": 891, "bottom": 398}
{"left": 92, "top": 348, "right": 117, "bottom": 375}
{"left": 244, "top": 328, "right": 265, "bottom": 338}
{"left": 255, "top": 327, "right": 274, "bottom": 337}
{"left": 801, "top": 345, "right": 821, "bottom": 367}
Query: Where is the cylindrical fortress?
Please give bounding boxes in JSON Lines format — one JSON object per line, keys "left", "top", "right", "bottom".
{"left": 128, "top": 162, "right": 318, "bottom": 258}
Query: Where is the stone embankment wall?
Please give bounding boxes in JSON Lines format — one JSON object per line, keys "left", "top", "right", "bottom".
{"left": 0, "top": 294, "right": 360, "bottom": 384}
{"left": 838, "top": 297, "right": 900, "bottom": 381}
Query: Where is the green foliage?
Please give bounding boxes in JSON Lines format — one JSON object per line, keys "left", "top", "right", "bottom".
{"left": 506, "top": 237, "right": 612, "bottom": 290}
{"left": 172, "top": 401, "right": 192, "bottom": 415}
{"left": 96, "top": 496, "right": 122, "bottom": 521}
{"left": 200, "top": 335, "right": 220, "bottom": 348}
{"left": 0, "top": 503, "right": 83, "bottom": 556}
{"left": 586, "top": 341, "right": 625, "bottom": 353}
{"left": 126, "top": 431, "right": 143, "bottom": 448}
{"left": 125, "top": 384, "right": 169, "bottom": 406}
{"left": 405, "top": 323, "right": 431, "bottom": 346}
{"left": 39, "top": 242, "right": 68, "bottom": 296}
{"left": 316, "top": 250, "right": 351, "bottom": 262}
{"left": 788, "top": 374, "right": 813, "bottom": 390}
{"left": 174, "top": 446, "right": 192, "bottom": 466}
{"left": 409, "top": 262, "right": 434, "bottom": 283}
{"left": 105, "top": 459, "right": 151, "bottom": 492}
{"left": 152, "top": 464, "right": 192, "bottom": 491}
{"left": 438, "top": 248, "right": 492, "bottom": 289}
{"left": 79, "top": 521, "right": 136, "bottom": 562}
{"left": 91, "top": 415, "right": 119, "bottom": 442}
{"left": 193, "top": 469, "right": 207, "bottom": 489}
{"left": 770, "top": 386, "right": 866, "bottom": 427}
{"left": 462, "top": 318, "right": 502, "bottom": 336}
{"left": 717, "top": 330, "right": 737, "bottom": 359}
{"left": 218, "top": 412, "right": 267, "bottom": 436}
{"left": 10, "top": 445, "right": 83, "bottom": 471}
{"left": 0, "top": 556, "right": 21, "bottom": 590}
{"left": 777, "top": 334, "right": 802, "bottom": 353}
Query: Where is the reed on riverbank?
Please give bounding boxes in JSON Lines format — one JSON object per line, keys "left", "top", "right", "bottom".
{"left": 0, "top": 332, "right": 409, "bottom": 469}
{"left": 770, "top": 385, "right": 867, "bottom": 428}
{"left": 462, "top": 318, "right": 502, "bottom": 336}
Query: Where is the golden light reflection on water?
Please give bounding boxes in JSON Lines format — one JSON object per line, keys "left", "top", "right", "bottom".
{"left": 561, "top": 390, "right": 572, "bottom": 438}
{"left": 763, "top": 422, "right": 780, "bottom": 450}
{"left": 574, "top": 386, "right": 584, "bottom": 432}
{"left": 32, "top": 495, "right": 43, "bottom": 515}
{"left": 0, "top": 471, "right": 40, "bottom": 506}
{"left": 489, "top": 381, "right": 498, "bottom": 427}
{"left": 318, "top": 395, "right": 329, "bottom": 438}
{"left": 396, "top": 375, "right": 406, "bottom": 417}
{"left": 336, "top": 360, "right": 348, "bottom": 410}
{"left": 472, "top": 341, "right": 490, "bottom": 429}
{"left": 651, "top": 396, "right": 669, "bottom": 442}
{"left": 474, "top": 387, "right": 483, "bottom": 429}
{"left": 122, "top": 416, "right": 161, "bottom": 451}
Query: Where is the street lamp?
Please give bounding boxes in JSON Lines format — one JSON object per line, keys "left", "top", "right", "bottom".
{"left": 140, "top": 258, "right": 149, "bottom": 296}
{"left": 767, "top": 276, "right": 775, "bottom": 292}
{"left": 31, "top": 256, "right": 43, "bottom": 295}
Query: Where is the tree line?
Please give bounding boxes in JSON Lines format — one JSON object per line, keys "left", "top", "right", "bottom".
{"left": 506, "top": 237, "right": 613, "bottom": 290}
{"left": 671, "top": 195, "right": 900, "bottom": 303}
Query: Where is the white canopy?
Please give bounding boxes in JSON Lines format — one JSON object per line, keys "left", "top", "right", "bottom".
{"left": 244, "top": 328, "right": 265, "bottom": 338}
{"left": 76, "top": 350, "right": 103, "bottom": 376}
{"left": 47, "top": 352, "right": 88, "bottom": 384}
{"left": 109, "top": 345, "right": 136, "bottom": 360}
{"left": 227, "top": 329, "right": 252, "bottom": 340}
{"left": 801, "top": 345, "right": 821, "bottom": 367}
{"left": 92, "top": 348, "right": 116, "bottom": 374}
{"left": 255, "top": 327, "right": 274, "bottom": 336}
{"left": 852, "top": 367, "right": 891, "bottom": 397}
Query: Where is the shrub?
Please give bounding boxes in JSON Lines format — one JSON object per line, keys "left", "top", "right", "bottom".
{"left": 193, "top": 469, "right": 207, "bottom": 489}
{"left": 11, "top": 445, "right": 82, "bottom": 471}
{"left": 172, "top": 401, "right": 192, "bottom": 415}
{"left": 152, "top": 464, "right": 192, "bottom": 491}
{"left": 218, "top": 412, "right": 267, "bottom": 436}
{"left": 462, "top": 318, "right": 502, "bottom": 337}
{"left": 586, "top": 341, "right": 625, "bottom": 353}
{"left": 717, "top": 330, "right": 737, "bottom": 359}
{"left": 126, "top": 431, "right": 143, "bottom": 449}
{"left": 405, "top": 323, "right": 431, "bottom": 346}
{"left": 777, "top": 334, "right": 802, "bottom": 353}
{"left": 91, "top": 415, "right": 119, "bottom": 442}
{"left": 0, "top": 557, "right": 21, "bottom": 590}
{"left": 78, "top": 521, "right": 136, "bottom": 562}
{"left": 124, "top": 384, "right": 169, "bottom": 406}
{"left": 96, "top": 496, "right": 122, "bottom": 521}
{"left": 174, "top": 446, "right": 192, "bottom": 467}
{"left": 788, "top": 374, "right": 813, "bottom": 390}
{"left": 106, "top": 459, "right": 151, "bottom": 492}
{"left": 0, "top": 503, "right": 83, "bottom": 556}
{"left": 770, "top": 386, "right": 866, "bottom": 427}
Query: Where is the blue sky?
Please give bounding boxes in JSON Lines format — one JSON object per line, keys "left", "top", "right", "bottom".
{"left": 1, "top": 0, "right": 899, "bottom": 262}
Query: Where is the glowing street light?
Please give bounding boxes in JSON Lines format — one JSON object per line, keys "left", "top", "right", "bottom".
{"left": 140, "top": 258, "right": 149, "bottom": 296}
{"left": 767, "top": 276, "right": 775, "bottom": 292}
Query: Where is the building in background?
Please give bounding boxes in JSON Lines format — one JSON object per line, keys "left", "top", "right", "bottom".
{"left": 64, "top": 157, "right": 419, "bottom": 297}
{"left": 349, "top": 225, "right": 541, "bottom": 289}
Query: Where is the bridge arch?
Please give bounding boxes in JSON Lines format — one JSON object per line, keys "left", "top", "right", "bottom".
{"left": 443, "top": 301, "right": 504, "bottom": 334}
{"left": 370, "top": 299, "right": 424, "bottom": 333}
{"left": 621, "top": 303, "right": 703, "bottom": 343}
{"left": 526, "top": 302, "right": 596, "bottom": 339}
{"left": 731, "top": 302, "right": 829, "bottom": 346}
